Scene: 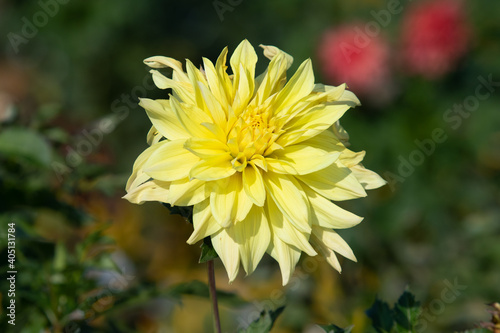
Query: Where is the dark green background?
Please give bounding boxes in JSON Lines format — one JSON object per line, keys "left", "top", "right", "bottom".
{"left": 1, "top": 0, "right": 499, "bottom": 332}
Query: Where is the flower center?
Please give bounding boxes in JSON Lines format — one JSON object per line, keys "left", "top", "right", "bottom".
{"left": 227, "top": 106, "right": 281, "bottom": 171}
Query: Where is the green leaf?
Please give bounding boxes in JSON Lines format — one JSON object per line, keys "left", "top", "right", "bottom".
{"left": 393, "top": 290, "right": 421, "bottom": 331}
{"left": 318, "top": 324, "right": 354, "bottom": 333}
{"left": 161, "top": 203, "right": 193, "bottom": 223}
{"left": 199, "top": 238, "right": 219, "bottom": 263}
{"left": 0, "top": 127, "right": 52, "bottom": 167}
{"left": 366, "top": 298, "right": 394, "bottom": 333}
{"left": 238, "top": 306, "right": 285, "bottom": 333}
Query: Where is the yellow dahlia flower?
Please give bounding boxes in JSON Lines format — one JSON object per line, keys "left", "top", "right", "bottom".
{"left": 124, "top": 40, "right": 386, "bottom": 285}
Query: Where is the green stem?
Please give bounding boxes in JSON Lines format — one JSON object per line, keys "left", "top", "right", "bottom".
{"left": 208, "top": 260, "right": 222, "bottom": 333}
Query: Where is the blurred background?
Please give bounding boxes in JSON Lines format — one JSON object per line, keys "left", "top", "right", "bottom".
{"left": 1, "top": 0, "right": 499, "bottom": 332}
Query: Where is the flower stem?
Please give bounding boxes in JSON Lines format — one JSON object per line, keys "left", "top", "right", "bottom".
{"left": 208, "top": 259, "right": 222, "bottom": 333}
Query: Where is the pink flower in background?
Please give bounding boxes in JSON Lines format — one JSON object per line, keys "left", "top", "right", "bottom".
{"left": 318, "top": 24, "right": 392, "bottom": 99}
{"left": 401, "top": 0, "right": 470, "bottom": 79}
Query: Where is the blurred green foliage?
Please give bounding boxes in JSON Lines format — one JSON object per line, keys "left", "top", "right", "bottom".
{"left": 1, "top": 0, "right": 500, "bottom": 332}
{"left": 238, "top": 306, "right": 284, "bottom": 333}
{"left": 321, "top": 291, "right": 496, "bottom": 333}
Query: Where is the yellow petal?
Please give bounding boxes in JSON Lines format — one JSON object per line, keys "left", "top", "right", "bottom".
{"left": 272, "top": 59, "right": 314, "bottom": 115}
{"left": 202, "top": 57, "right": 229, "bottom": 111}
{"left": 263, "top": 172, "right": 311, "bottom": 233}
{"left": 242, "top": 164, "right": 266, "bottom": 206}
{"left": 251, "top": 52, "right": 288, "bottom": 106}
{"left": 187, "top": 199, "right": 222, "bottom": 244}
{"left": 170, "top": 96, "right": 214, "bottom": 138}
{"left": 235, "top": 175, "right": 254, "bottom": 222}
{"left": 338, "top": 89, "right": 361, "bottom": 107}
{"left": 185, "top": 59, "right": 213, "bottom": 111}
{"left": 143, "top": 56, "right": 189, "bottom": 83}
{"left": 210, "top": 177, "right": 238, "bottom": 228}
{"left": 251, "top": 155, "right": 268, "bottom": 171}
{"left": 232, "top": 63, "right": 254, "bottom": 116}
{"left": 215, "top": 46, "right": 234, "bottom": 103}
{"left": 211, "top": 228, "right": 240, "bottom": 282}
{"left": 278, "top": 103, "right": 352, "bottom": 146}
{"left": 296, "top": 128, "right": 360, "bottom": 166}
{"left": 146, "top": 126, "right": 162, "bottom": 145}
{"left": 267, "top": 234, "right": 302, "bottom": 286}
{"left": 303, "top": 185, "right": 364, "bottom": 229}
{"left": 312, "top": 83, "right": 347, "bottom": 102}
{"left": 125, "top": 142, "right": 164, "bottom": 192}
{"left": 210, "top": 174, "right": 252, "bottom": 227}
{"left": 139, "top": 98, "right": 190, "bottom": 140}
{"left": 123, "top": 180, "right": 170, "bottom": 204}
{"left": 232, "top": 206, "right": 271, "bottom": 274}
{"left": 299, "top": 126, "right": 343, "bottom": 152}
{"left": 351, "top": 164, "right": 387, "bottom": 190}
{"left": 298, "top": 129, "right": 366, "bottom": 169}
{"left": 259, "top": 44, "right": 294, "bottom": 69}
{"left": 272, "top": 144, "right": 341, "bottom": 175}
{"left": 149, "top": 70, "right": 194, "bottom": 104}
{"left": 333, "top": 121, "right": 351, "bottom": 146}
{"left": 298, "top": 162, "right": 367, "bottom": 201}
{"left": 265, "top": 158, "right": 297, "bottom": 175}
{"left": 312, "top": 226, "right": 357, "bottom": 262}
{"left": 189, "top": 154, "right": 236, "bottom": 181}
{"left": 196, "top": 82, "right": 227, "bottom": 126}
{"left": 266, "top": 198, "right": 316, "bottom": 256}
{"left": 200, "top": 122, "right": 227, "bottom": 143}
{"left": 184, "top": 137, "right": 228, "bottom": 159}
{"left": 230, "top": 39, "right": 257, "bottom": 91}
{"left": 169, "top": 178, "right": 208, "bottom": 206}
{"left": 185, "top": 58, "right": 208, "bottom": 86}
{"left": 143, "top": 140, "right": 199, "bottom": 181}
{"left": 310, "top": 233, "right": 342, "bottom": 272}
{"left": 273, "top": 91, "right": 329, "bottom": 128}
{"left": 339, "top": 150, "right": 366, "bottom": 168}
